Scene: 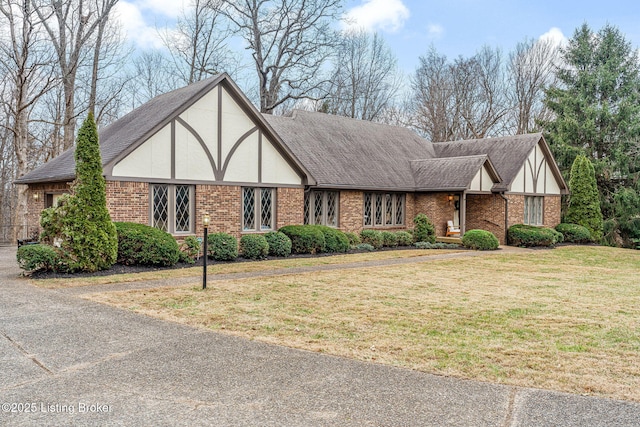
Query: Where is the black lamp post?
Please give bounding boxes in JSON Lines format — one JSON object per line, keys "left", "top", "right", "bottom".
{"left": 203, "top": 213, "right": 210, "bottom": 290}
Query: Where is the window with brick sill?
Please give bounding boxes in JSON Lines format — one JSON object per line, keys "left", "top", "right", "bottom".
{"left": 363, "top": 192, "right": 404, "bottom": 227}
{"left": 304, "top": 191, "right": 338, "bottom": 227}
{"left": 243, "top": 187, "right": 275, "bottom": 231}
{"left": 151, "top": 184, "right": 194, "bottom": 233}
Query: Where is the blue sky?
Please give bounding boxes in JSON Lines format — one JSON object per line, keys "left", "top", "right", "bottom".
{"left": 115, "top": 0, "right": 640, "bottom": 76}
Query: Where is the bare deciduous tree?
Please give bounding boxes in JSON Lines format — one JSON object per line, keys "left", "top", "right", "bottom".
{"left": 0, "top": 0, "right": 56, "bottom": 239}
{"left": 32, "top": 0, "right": 119, "bottom": 153}
{"left": 215, "top": 0, "right": 341, "bottom": 114}
{"left": 508, "top": 37, "right": 559, "bottom": 134}
{"left": 410, "top": 46, "right": 510, "bottom": 141}
{"left": 324, "top": 29, "right": 401, "bottom": 122}
{"left": 161, "top": 0, "right": 237, "bottom": 86}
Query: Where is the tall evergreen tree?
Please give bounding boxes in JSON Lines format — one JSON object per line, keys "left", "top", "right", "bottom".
{"left": 566, "top": 155, "right": 603, "bottom": 241}
{"left": 542, "top": 23, "right": 640, "bottom": 245}
{"left": 60, "top": 113, "right": 117, "bottom": 271}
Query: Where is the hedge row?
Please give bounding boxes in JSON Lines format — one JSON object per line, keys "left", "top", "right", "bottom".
{"left": 507, "top": 224, "right": 563, "bottom": 247}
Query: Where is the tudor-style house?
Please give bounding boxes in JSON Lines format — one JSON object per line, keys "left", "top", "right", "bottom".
{"left": 16, "top": 74, "right": 568, "bottom": 244}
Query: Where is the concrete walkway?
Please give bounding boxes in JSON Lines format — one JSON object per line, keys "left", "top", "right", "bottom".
{"left": 1, "top": 246, "right": 639, "bottom": 426}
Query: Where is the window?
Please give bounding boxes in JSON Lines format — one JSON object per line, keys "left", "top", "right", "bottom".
{"left": 243, "top": 187, "right": 275, "bottom": 231}
{"left": 151, "top": 184, "right": 194, "bottom": 233}
{"left": 304, "top": 191, "right": 339, "bottom": 227}
{"left": 524, "top": 196, "right": 543, "bottom": 225}
{"left": 364, "top": 192, "right": 405, "bottom": 227}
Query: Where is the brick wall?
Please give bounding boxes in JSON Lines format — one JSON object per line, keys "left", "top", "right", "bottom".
{"left": 414, "top": 193, "right": 456, "bottom": 237}
{"left": 339, "top": 190, "right": 363, "bottom": 232}
{"left": 543, "top": 195, "right": 562, "bottom": 228}
{"left": 466, "top": 194, "right": 507, "bottom": 244}
{"left": 277, "top": 187, "right": 304, "bottom": 229}
{"left": 506, "top": 194, "right": 524, "bottom": 228}
{"left": 195, "top": 185, "right": 242, "bottom": 237}
{"left": 25, "top": 182, "right": 72, "bottom": 237}
{"left": 106, "top": 181, "right": 149, "bottom": 224}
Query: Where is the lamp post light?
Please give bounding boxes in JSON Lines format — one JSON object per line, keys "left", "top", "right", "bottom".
{"left": 203, "top": 213, "right": 210, "bottom": 290}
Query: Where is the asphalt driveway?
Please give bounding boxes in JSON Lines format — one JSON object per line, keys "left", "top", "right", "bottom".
{"left": 1, "top": 246, "right": 639, "bottom": 426}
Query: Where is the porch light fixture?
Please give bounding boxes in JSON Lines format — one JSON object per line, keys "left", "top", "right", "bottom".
{"left": 33, "top": 193, "right": 39, "bottom": 200}
{"left": 447, "top": 194, "right": 454, "bottom": 203}
{"left": 202, "top": 213, "right": 210, "bottom": 290}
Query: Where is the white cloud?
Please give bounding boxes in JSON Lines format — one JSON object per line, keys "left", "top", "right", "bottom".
{"left": 343, "top": 0, "right": 410, "bottom": 33}
{"left": 539, "top": 27, "right": 568, "bottom": 47}
{"left": 427, "top": 23, "right": 444, "bottom": 40}
{"left": 138, "top": 0, "right": 185, "bottom": 19}
{"left": 114, "top": 0, "right": 190, "bottom": 49}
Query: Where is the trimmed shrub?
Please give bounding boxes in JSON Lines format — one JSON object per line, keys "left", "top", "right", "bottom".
{"left": 381, "top": 231, "right": 398, "bottom": 247}
{"left": 462, "top": 229, "right": 500, "bottom": 250}
{"left": 395, "top": 231, "right": 413, "bottom": 246}
{"left": 555, "top": 223, "right": 592, "bottom": 243}
{"left": 345, "top": 232, "right": 361, "bottom": 246}
{"left": 179, "top": 236, "right": 201, "bottom": 264}
{"left": 16, "top": 244, "right": 61, "bottom": 272}
{"left": 360, "top": 229, "right": 383, "bottom": 249}
{"left": 314, "top": 225, "right": 350, "bottom": 253}
{"left": 264, "top": 231, "right": 292, "bottom": 257}
{"left": 279, "top": 225, "right": 325, "bottom": 254}
{"left": 507, "top": 224, "right": 560, "bottom": 247}
{"left": 355, "top": 243, "right": 375, "bottom": 252}
{"left": 115, "top": 222, "right": 181, "bottom": 266}
{"left": 240, "top": 234, "right": 269, "bottom": 260}
{"left": 413, "top": 214, "right": 436, "bottom": 244}
{"left": 208, "top": 232, "right": 238, "bottom": 261}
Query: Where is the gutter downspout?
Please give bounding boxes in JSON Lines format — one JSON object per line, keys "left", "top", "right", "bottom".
{"left": 499, "top": 193, "right": 509, "bottom": 245}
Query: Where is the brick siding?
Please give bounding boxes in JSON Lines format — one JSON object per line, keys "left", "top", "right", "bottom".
{"left": 277, "top": 187, "right": 304, "bottom": 229}
{"left": 466, "top": 194, "right": 507, "bottom": 244}
{"left": 106, "top": 181, "right": 149, "bottom": 224}
{"left": 543, "top": 195, "right": 562, "bottom": 228}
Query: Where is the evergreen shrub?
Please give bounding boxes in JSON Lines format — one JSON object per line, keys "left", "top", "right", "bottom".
{"left": 413, "top": 214, "right": 436, "bottom": 243}
{"left": 462, "top": 229, "right": 500, "bottom": 250}
{"left": 507, "top": 224, "right": 561, "bottom": 247}
{"left": 264, "top": 231, "right": 292, "bottom": 257}
{"left": 555, "top": 223, "right": 592, "bottom": 243}
{"left": 115, "top": 222, "right": 181, "bottom": 266}
{"left": 566, "top": 155, "right": 604, "bottom": 241}
{"left": 240, "top": 234, "right": 269, "bottom": 260}
{"left": 208, "top": 232, "right": 238, "bottom": 261}
{"left": 381, "top": 231, "right": 398, "bottom": 247}
{"left": 16, "top": 244, "right": 61, "bottom": 273}
{"left": 345, "top": 232, "right": 361, "bottom": 246}
{"left": 179, "top": 236, "right": 200, "bottom": 264}
{"left": 360, "top": 229, "right": 383, "bottom": 249}
{"left": 395, "top": 231, "right": 413, "bottom": 246}
{"left": 279, "top": 225, "right": 325, "bottom": 254}
{"left": 355, "top": 243, "right": 375, "bottom": 252}
{"left": 313, "top": 225, "right": 350, "bottom": 253}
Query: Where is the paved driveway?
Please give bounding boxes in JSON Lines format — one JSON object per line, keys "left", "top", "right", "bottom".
{"left": 1, "top": 246, "right": 639, "bottom": 426}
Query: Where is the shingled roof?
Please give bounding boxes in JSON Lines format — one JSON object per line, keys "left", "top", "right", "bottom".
{"left": 16, "top": 75, "right": 229, "bottom": 185}
{"left": 16, "top": 76, "right": 566, "bottom": 195}
{"left": 411, "top": 155, "right": 500, "bottom": 191}
{"left": 264, "top": 110, "right": 435, "bottom": 191}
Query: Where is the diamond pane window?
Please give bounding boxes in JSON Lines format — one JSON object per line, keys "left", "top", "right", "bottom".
{"left": 326, "top": 192, "right": 337, "bottom": 227}
{"left": 395, "top": 194, "right": 404, "bottom": 225}
{"left": 243, "top": 188, "right": 256, "bottom": 231}
{"left": 385, "top": 194, "right": 393, "bottom": 225}
{"left": 364, "top": 192, "right": 405, "bottom": 227}
{"left": 175, "top": 185, "right": 191, "bottom": 232}
{"left": 524, "top": 196, "right": 543, "bottom": 225}
{"left": 314, "top": 192, "right": 323, "bottom": 225}
{"left": 364, "top": 193, "right": 372, "bottom": 226}
{"left": 152, "top": 185, "right": 169, "bottom": 232}
{"left": 260, "top": 188, "right": 273, "bottom": 230}
{"left": 304, "top": 193, "right": 310, "bottom": 225}
{"left": 375, "top": 194, "right": 383, "bottom": 225}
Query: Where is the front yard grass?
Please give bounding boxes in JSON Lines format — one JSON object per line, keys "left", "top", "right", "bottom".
{"left": 84, "top": 246, "right": 640, "bottom": 402}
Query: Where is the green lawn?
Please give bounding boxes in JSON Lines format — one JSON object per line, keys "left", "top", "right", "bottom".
{"left": 84, "top": 245, "right": 640, "bottom": 402}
